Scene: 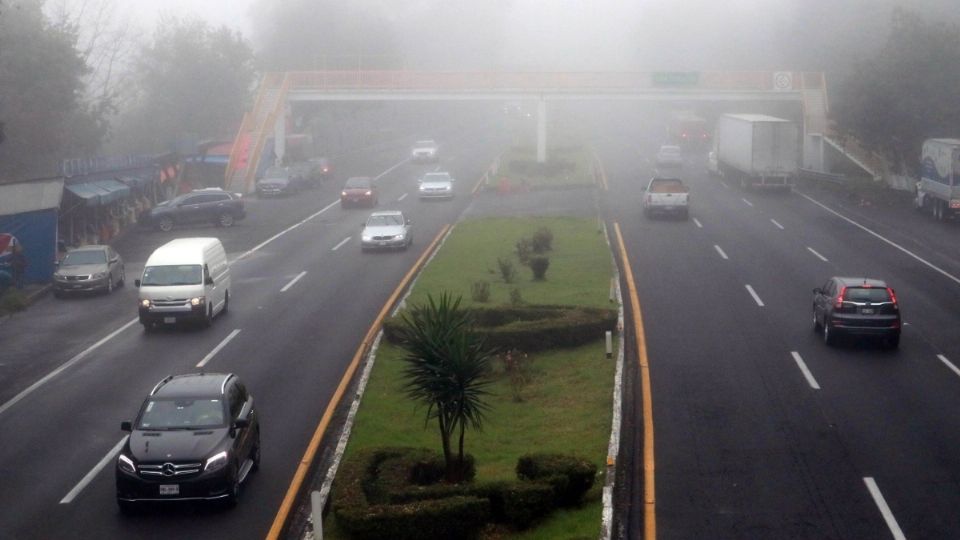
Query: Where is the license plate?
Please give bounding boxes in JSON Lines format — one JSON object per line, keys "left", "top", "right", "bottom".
{"left": 664, "top": 206, "right": 674, "bottom": 211}
{"left": 163, "top": 317, "right": 176, "bottom": 324}
{"left": 379, "top": 241, "right": 387, "bottom": 246}
{"left": 159, "top": 484, "right": 179, "bottom": 495}
{"left": 861, "top": 308, "right": 875, "bottom": 315}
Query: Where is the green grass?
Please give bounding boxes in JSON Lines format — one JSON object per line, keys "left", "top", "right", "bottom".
{"left": 324, "top": 217, "right": 617, "bottom": 539}
{"left": 0, "top": 288, "right": 27, "bottom": 315}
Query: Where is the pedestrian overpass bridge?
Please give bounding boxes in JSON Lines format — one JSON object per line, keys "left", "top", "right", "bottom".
{"left": 225, "top": 70, "right": 831, "bottom": 193}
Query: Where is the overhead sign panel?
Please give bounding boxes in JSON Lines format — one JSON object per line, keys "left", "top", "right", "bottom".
{"left": 652, "top": 72, "right": 700, "bottom": 87}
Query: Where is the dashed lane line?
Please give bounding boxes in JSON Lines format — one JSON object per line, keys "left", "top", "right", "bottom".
{"left": 714, "top": 245, "right": 729, "bottom": 260}
{"left": 196, "top": 329, "right": 242, "bottom": 368}
{"left": 280, "top": 271, "right": 308, "bottom": 291}
{"left": 771, "top": 219, "right": 785, "bottom": 230}
{"left": 790, "top": 351, "right": 821, "bottom": 390}
{"left": 692, "top": 217, "right": 703, "bottom": 229}
{"left": 398, "top": 193, "right": 408, "bottom": 201}
{"left": 807, "top": 247, "right": 829, "bottom": 262}
{"left": 741, "top": 197, "right": 754, "bottom": 207}
{"left": 863, "top": 477, "right": 906, "bottom": 540}
{"left": 331, "top": 237, "right": 351, "bottom": 251}
{"left": 745, "top": 284, "right": 765, "bottom": 307}
{"left": 937, "top": 354, "right": 960, "bottom": 379}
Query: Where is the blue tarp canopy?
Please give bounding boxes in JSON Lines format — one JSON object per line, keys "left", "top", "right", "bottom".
{"left": 64, "top": 179, "right": 130, "bottom": 206}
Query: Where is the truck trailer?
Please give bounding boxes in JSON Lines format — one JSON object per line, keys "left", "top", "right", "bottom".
{"left": 915, "top": 138, "right": 960, "bottom": 221}
{"left": 714, "top": 114, "right": 799, "bottom": 191}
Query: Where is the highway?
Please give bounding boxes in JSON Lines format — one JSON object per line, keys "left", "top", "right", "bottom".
{"left": 0, "top": 125, "right": 504, "bottom": 539}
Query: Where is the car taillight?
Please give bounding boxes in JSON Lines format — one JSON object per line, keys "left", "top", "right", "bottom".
{"left": 835, "top": 286, "right": 846, "bottom": 309}
{"left": 887, "top": 287, "right": 898, "bottom": 309}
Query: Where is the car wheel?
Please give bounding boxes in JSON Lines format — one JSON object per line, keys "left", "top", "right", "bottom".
{"left": 118, "top": 266, "right": 126, "bottom": 286}
{"left": 218, "top": 212, "right": 235, "bottom": 228}
{"left": 222, "top": 291, "right": 229, "bottom": 314}
{"left": 201, "top": 305, "right": 213, "bottom": 328}
{"left": 251, "top": 432, "right": 261, "bottom": 472}
{"left": 117, "top": 500, "right": 137, "bottom": 516}
{"left": 142, "top": 321, "right": 157, "bottom": 333}
{"left": 812, "top": 307, "right": 821, "bottom": 331}
{"left": 105, "top": 276, "right": 114, "bottom": 294}
{"left": 224, "top": 468, "right": 241, "bottom": 508}
{"left": 157, "top": 217, "right": 174, "bottom": 232}
{"left": 823, "top": 320, "right": 836, "bottom": 346}
{"left": 53, "top": 289, "right": 64, "bottom": 299}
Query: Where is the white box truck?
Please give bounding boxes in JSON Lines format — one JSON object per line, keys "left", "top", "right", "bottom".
{"left": 714, "top": 114, "right": 799, "bottom": 191}
{"left": 915, "top": 138, "right": 960, "bottom": 221}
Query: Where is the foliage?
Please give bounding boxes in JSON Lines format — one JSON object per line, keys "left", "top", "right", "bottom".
{"left": 531, "top": 227, "right": 554, "bottom": 253}
{"left": 395, "top": 293, "right": 496, "bottom": 482}
{"left": 471, "top": 280, "right": 491, "bottom": 303}
{"left": 0, "top": 288, "right": 27, "bottom": 314}
{"left": 515, "top": 237, "right": 533, "bottom": 266}
{"left": 497, "top": 256, "right": 516, "bottom": 283}
{"left": 500, "top": 349, "right": 534, "bottom": 403}
{"left": 834, "top": 8, "right": 960, "bottom": 173}
{"left": 510, "top": 287, "right": 524, "bottom": 306}
{"left": 516, "top": 454, "right": 598, "bottom": 507}
{"left": 529, "top": 256, "right": 550, "bottom": 281}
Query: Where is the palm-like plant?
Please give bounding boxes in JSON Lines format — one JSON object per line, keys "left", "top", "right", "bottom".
{"left": 396, "top": 292, "right": 495, "bottom": 482}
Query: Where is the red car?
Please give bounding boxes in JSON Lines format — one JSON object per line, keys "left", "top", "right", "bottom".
{"left": 340, "top": 177, "right": 378, "bottom": 208}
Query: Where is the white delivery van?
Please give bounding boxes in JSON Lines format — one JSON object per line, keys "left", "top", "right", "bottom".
{"left": 135, "top": 238, "right": 230, "bottom": 331}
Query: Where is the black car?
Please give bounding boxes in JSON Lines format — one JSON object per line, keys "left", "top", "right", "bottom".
{"left": 116, "top": 373, "right": 260, "bottom": 513}
{"left": 256, "top": 166, "right": 309, "bottom": 196}
{"left": 144, "top": 188, "right": 246, "bottom": 232}
{"left": 813, "top": 277, "right": 901, "bottom": 348}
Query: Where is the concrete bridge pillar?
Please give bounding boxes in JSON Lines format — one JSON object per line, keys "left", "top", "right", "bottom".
{"left": 537, "top": 98, "right": 547, "bottom": 163}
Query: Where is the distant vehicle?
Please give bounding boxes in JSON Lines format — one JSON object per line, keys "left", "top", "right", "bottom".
{"left": 812, "top": 277, "right": 901, "bottom": 349}
{"left": 642, "top": 177, "right": 689, "bottom": 220}
{"left": 417, "top": 171, "right": 455, "bottom": 200}
{"left": 360, "top": 210, "right": 412, "bottom": 251}
{"left": 135, "top": 238, "right": 231, "bottom": 331}
{"left": 340, "top": 177, "right": 378, "bottom": 208}
{"left": 116, "top": 372, "right": 260, "bottom": 513}
{"left": 256, "top": 166, "right": 308, "bottom": 196}
{"left": 714, "top": 113, "right": 799, "bottom": 191}
{"left": 667, "top": 111, "right": 710, "bottom": 147}
{"left": 914, "top": 138, "right": 960, "bottom": 221}
{"left": 655, "top": 145, "right": 683, "bottom": 168}
{"left": 143, "top": 188, "right": 245, "bottom": 232}
{"left": 707, "top": 150, "right": 720, "bottom": 176}
{"left": 53, "top": 245, "right": 125, "bottom": 297}
{"left": 411, "top": 140, "right": 439, "bottom": 163}
{"left": 308, "top": 157, "right": 332, "bottom": 181}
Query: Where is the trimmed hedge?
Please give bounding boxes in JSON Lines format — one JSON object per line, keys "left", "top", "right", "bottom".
{"left": 516, "top": 453, "right": 598, "bottom": 507}
{"left": 382, "top": 305, "right": 617, "bottom": 353}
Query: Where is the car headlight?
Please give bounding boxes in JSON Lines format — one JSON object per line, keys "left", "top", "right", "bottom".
{"left": 140, "top": 299, "right": 151, "bottom": 308}
{"left": 395, "top": 232, "right": 406, "bottom": 239}
{"left": 362, "top": 235, "right": 372, "bottom": 242}
{"left": 190, "top": 297, "right": 205, "bottom": 306}
{"left": 204, "top": 451, "right": 228, "bottom": 473}
{"left": 341, "top": 191, "right": 347, "bottom": 197}
{"left": 418, "top": 185, "right": 427, "bottom": 192}
{"left": 118, "top": 454, "right": 136, "bottom": 476}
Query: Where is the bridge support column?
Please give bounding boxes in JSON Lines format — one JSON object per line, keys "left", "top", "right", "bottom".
{"left": 274, "top": 108, "right": 286, "bottom": 165}
{"left": 537, "top": 98, "right": 547, "bottom": 163}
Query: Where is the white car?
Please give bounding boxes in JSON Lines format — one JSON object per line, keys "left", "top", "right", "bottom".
{"left": 360, "top": 211, "right": 412, "bottom": 251}
{"left": 411, "top": 140, "right": 439, "bottom": 163}
{"left": 418, "top": 171, "right": 455, "bottom": 200}
{"left": 655, "top": 145, "right": 683, "bottom": 168}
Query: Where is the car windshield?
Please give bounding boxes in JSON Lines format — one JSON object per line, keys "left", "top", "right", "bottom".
{"left": 415, "top": 140, "right": 436, "bottom": 147}
{"left": 659, "top": 146, "right": 681, "bottom": 155}
{"left": 367, "top": 214, "right": 403, "bottom": 227}
{"left": 61, "top": 250, "right": 106, "bottom": 265}
{"left": 263, "top": 167, "right": 289, "bottom": 179}
{"left": 345, "top": 178, "right": 371, "bottom": 189}
{"left": 650, "top": 180, "right": 684, "bottom": 192}
{"left": 423, "top": 173, "right": 451, "bottom": 182}
{"left": 844, "top": 287, "right": 892, "bottom": 303}
{"left": 137, "top": 398, "right": 226, "bottom": 430}
{"left": 141, "top": 264, "right": 203, "bottom": 286}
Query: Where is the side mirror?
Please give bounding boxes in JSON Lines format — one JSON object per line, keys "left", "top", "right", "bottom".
{"left": 406, "top": 219, "right": 412, "bottom": 225}
{"left": 134, "top": 279, "right": 141, "bottom": 288}
{"left": 234, "top": 418, "right": 249, "bottom": 430}
{"left": 205, "top": 276, "right": 214, "bottom": 285}
{"left": 110, "top": 257, "right": 119, "bottom": 264}
{"left": 812, "top": 288, "right": 821, "bottom": 295}
{"left": 121, "top": 421, "right": 132, "bottom": 432}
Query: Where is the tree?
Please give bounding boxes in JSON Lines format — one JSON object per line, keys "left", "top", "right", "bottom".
{"left": 833, "top": 8, "right": 960, "bottom": 173}
{"left": 395, "top": 293, "right": 495, "bottom": 483}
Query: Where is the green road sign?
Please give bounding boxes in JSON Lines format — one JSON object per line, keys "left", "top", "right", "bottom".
{"left": 651, "top": 72, "right": 700, "bottom": 87}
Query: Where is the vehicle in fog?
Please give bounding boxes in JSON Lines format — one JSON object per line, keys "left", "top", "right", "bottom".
{"left": 142, "top": 188, "right": 246, "bottom": 232}
{"left": 812, "top": 277, "right": 901, "bottom": 349}
{"left": 52, "top": 245, "right": 125, "bottom": 297}
{"left": 116, "top": 372, "right": 260, "bottom": 513}
{"left": 667, "top": 111, "right": 710, "bottom": 148}
{"left": 411, "top": 140, "right": 439, "bottom": 163}
{"left": 655, "top": 145, "right": 683, "bottom": 168}
{"left": 360, "top": 210, "right": 412, "bottom": 251}
{"left": 307, "top": 157, "right": 332, "bottom": 182}
{"left": 915, "top": 138, "right": 960, "bottom": 221}
{"left": 340, "top": 177, "right": 378, "bottom": 208}
{"left": 256, "top": 166, "right": 308, "bottom": 197}
{"left": 714, "top": 114, "right": 799, "bottom": 191}
{"left": 642, "top": 177, "right": 689, "bottom": 220}
{"left": 135, "top": 238, "right": 231, "bottom": 331}
{"left": 417, "top": 171, "right": 455, "bottom": 200}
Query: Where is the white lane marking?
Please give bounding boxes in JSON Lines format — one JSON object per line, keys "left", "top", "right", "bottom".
{"left": 771, "top": 218, "right": 785, "bottom": 230}
{"left": 432, "top": 164, "right": 442, "bottom": 172}
{"left": 800, "top": 191, "right": 960, "bottom": 287}
{"left": 60, "top": 436, "right": 127, "bottom": 504}
{"left": 332, "top": 237, "right": 351, "bottom": 251}
{"left": 741, "top": 197, "right": 754, "bottom": 207}
{"left": 692, "top": 217, "right": 703, "bottom": 228}
{"left": 375, "top": 157, "right": 410, "bottom": 180}
{"left": 807, "top": 247, "right": 829, "bottom": 262}
{"left": 0, "top": 318, "right": 139, "bottom": 417}
{"left": 937, "top": 354, "right": 960, "bottom": 379}
{"left": 714, "top": 245, "right": 729, "bottom": 260}
{"left": 196, "top": 329, "right": 242, "bottom": 368}
{"left": 720, "top": 181, "right": 730, "bottom": 189}
{"left": 233, "top": 198, "right": 340, "bottom": 264}
{"left": 280, "top": 270, "right": 308, "bottom": 291}
{"left": 745, "top": 284, "right": 765, "bottom": 307}
{"left": 790, "top": 351, "right": 821, "bottom": 390}
{"left": 863, "top": 477, "right": 907, "bottom": 540}
{"left": 398, "top": 193, "right": 408, "bottom": 201}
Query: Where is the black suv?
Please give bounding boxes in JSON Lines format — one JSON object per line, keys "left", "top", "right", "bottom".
{"left": 116, "top": 373, "right": 260, "bottom": 512}
{"left": 813, "top": 277, "right": 901, "bottom": 348}
{"left": 144, "top": 188, "right": 246, "bottom": 232}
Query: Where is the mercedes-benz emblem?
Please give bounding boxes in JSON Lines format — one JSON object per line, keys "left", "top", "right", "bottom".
{"left": 162, "top": 463, "right": 176, "bottom": 476}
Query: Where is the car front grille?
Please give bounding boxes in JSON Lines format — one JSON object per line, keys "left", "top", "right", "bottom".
{"left": 64, "top": 275, "right": 91, "bottom": 281}
{"left": 372, "top": 235, "right": 396, "bottom": 241}
{"left": 138, "top": 462, "right": 203, "bottom": 478}
{"left": 151, "top": 298, "right": 189, "bottom": 307}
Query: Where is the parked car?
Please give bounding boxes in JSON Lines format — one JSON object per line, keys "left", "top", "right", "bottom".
{"left": 256, "top": 166, "right": 308, "bottom": 196}
{"left": 53, "top": 245, "right": 125, "bottom": 297}
{"left": 144, "top": 188, "right": 245, "bottom": 232}
{"left": 642, "top": 177, "right": 689, "bottom": 220}
{"left": 115, "top": 372, "right": 260, "bottom": 513}
{"left": 417, "top": 171, "right": 455, "bottom": 200}
{"left": 360, "top": 210, "right": 412, "bottom": 251}
{"left": 411, "top": 140, "right": 439, "bottom": 163}
{"left": 812, "top": 277, "right": 901, "bottom": 348}
{"left": 655, "top": 145, "right": 683, "bottom": 168}
{"left": 340, "top": 177, "right": 378, "bottom": 208}
{"left": 307, "top": 157, "right": 332, "bottom": 182}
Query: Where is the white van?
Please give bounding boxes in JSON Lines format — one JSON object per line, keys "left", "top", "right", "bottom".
{"left": 135, "top": 238, "right": 230, "bottom": 331}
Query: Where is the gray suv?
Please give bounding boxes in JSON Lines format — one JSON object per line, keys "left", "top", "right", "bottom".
{"left": 144, "top": 189, "right": 246, "bottom": 232}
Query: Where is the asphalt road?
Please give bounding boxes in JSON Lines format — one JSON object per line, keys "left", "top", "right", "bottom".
{"left": 0, "top": 126, "right": 505, "bottom": 539}
{"left": 598, "top": 120, "right": 960, "bottom": 539}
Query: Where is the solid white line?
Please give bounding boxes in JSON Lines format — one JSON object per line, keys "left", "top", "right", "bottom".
{"left": 375, "top": 157, "right": 410, "bottom": 179}
{"left": 864, "top": 477, "right": 907, "bottom": 540}
{"left": 771, "top": 218, "right": 785, "bottom": 230}
{"left": 0, "top": 318, "right": 139, "bottom": 417}
{"left": 937, "top": 354, "right": 960, "bottom": 378}
{"left": 692, "top": 217, "right": 703, "bottom": 228}
{"left": 60, "top": 436, "right": 127, "bottom": 504}
{"left": 790, "top": 351, "right": 821, "bottom": 390}
{"left": 741, "top": 197, "right": 754, "bottom": 207}
{"left": 807, "top": 247, "right": 829, "bottom": 262}
{"left": 196, "top": 329, "right": 241, "bottom": 368}
{"left": 720, "top": 181, "right": 730, "bottom": 189}
{"left": 745, "top": 284, "right": 765, "bottom": 306}
{"left": 800, "top": 191, "right": 960, "bottom": 287}
{"left": 331, "top": 237, "right": 351, "bottom": 251}
{"left": 280, "top": 270, "right": 308, "bottom": 291}
{"left": 398, "top": 193, "right": 408, "bottom": 201}
{"left": 714, "top": 245, "right": 729, "bottom": 260}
